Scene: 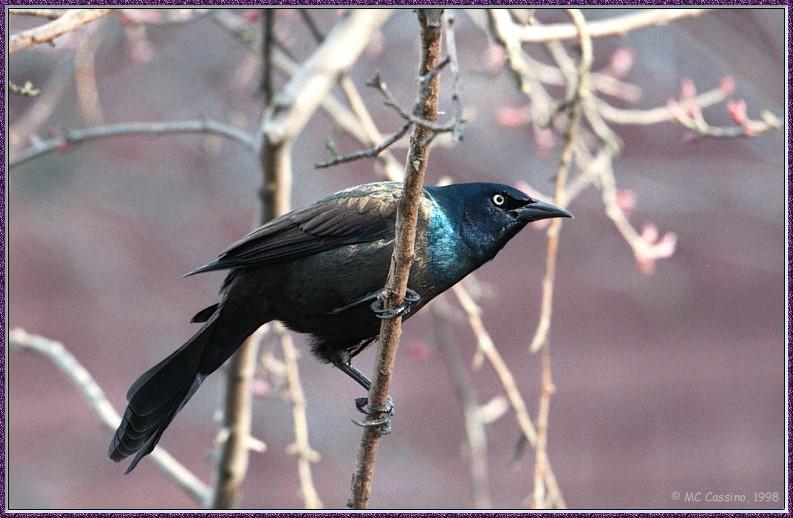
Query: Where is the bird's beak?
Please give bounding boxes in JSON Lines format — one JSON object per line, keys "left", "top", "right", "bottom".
{"left": 512, "top": 199, "right": 573, "bottom": 222}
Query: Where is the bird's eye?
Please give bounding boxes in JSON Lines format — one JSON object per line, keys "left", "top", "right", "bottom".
{"left": 492, "top": 193, "right": 506, "bottom": 207}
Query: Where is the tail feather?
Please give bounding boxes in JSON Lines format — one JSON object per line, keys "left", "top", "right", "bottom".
{"left": 108, "top": 314, "right": 218, "bottom": 472}
{"left": 109, "top": 302, "right": 267, "bottom": 473}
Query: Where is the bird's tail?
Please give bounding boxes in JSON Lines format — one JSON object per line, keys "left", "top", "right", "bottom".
{"left": 108, "top": 305, "right": 261, "bottom": 473}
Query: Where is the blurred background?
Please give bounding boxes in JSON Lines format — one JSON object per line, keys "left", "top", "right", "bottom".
{"left": 6, "top": 8, "right": 786, "bottom": 510}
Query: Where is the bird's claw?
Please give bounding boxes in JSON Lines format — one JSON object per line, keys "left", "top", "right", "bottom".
{"left": 370, "top": 288, "right": 421, "bottom": 320}
{"left": 352, "top": 396, "right": 394, "bottom": 435}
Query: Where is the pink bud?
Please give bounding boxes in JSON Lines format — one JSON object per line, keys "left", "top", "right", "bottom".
{"left": 496, "top": 106, "right": 530, "bottom": 127}
{"left": 485, "top": 44, "right": 506, "bottom": 71}
{"left": 680, "top": 79, "right": 696, "bottom": 99}
{"left": 251, "top": 376, "right": 271, "bottom": 398}
{"left": 609, "top": 48, "right": 635, "bottom": 77}
{"left": 720, "top": 75, "right": 736, "bottom": 95}
{"left": 641, "top": 223, "right": 659, "bottom": 243}
{"left": 406, "top": 340, "right": 429, "bottom": 361}
{"left": 243, "top": 9, "right": 260, "bottom": 23}
{"left": 726, "top": 99, "right": 748, "bottom": 125}
{"left": 616, "top": 189, "right": 636, "bottom": 217}
{"left": 533, "top": 126, "right": 556, "bottom": 152}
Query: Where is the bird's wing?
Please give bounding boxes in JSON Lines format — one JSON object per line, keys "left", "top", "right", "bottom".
{"left": 187, "top": 182, "right": 402, "bottom": 274}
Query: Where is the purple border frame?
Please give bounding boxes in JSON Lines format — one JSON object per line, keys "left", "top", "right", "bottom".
{"left": 1, "top": 2, "right": 789, "bottom": 515}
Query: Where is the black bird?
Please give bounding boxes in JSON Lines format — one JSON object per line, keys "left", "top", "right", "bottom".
{"left": 108, "top": 181, "right": 572, "bottom": 472}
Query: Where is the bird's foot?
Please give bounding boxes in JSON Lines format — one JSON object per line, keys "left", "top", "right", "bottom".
{"left": 370, "top": 288, "right": 421, "bottom": 320}
{"left": 352, "top": 395, "right": 394, "bottom": 435}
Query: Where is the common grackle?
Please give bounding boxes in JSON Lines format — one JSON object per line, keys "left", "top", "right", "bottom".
{"left": 108, "top": 181, "right": 572, "bottom": 473}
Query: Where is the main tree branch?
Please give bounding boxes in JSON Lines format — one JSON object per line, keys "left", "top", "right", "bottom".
{"left": 348, "top": 9, "right": 444, "bottom": 510}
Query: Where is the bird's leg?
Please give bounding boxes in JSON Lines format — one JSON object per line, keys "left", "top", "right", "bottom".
{"left": 333, "top": 358, "right": 372, "bottom": 391}
{"left": 331, "top": 352, "right": 394, "bottom": 436}
{"left": 370, "top": 287, "right": 421, "bottom": 320}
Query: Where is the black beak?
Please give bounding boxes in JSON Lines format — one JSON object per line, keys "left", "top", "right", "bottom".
{"left": 512, "top": 199, "right": 573, "bottom": 222}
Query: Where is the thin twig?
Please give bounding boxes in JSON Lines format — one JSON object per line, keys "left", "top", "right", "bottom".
{"left": 349, "top": 9, "right": 444, "bottom": 510}
{"left": 279, "top": 325, "right": 323, "bottom": 509}
{"left": 316, "top": 122, "right": 411, "bottom": 169}
{"left": 443, "top": 11, "right": 464, "bottom": 142}
{"left": 8, "top": 328, "right": 211, "bottom": 506}
{"left": 667, "top": 101, "right": 780, "bottom": 139}
{"left": 10, "top": 8, "right": 113, "bottom": 53}
{"left": 518, "top": 8, "right": 708, "bottom": 43}
{"left": 595, "top": 85, "right": 730, "bottom": 126}
{"left": 367, "top": 69, "right": 456, "bottom": 133}
{"left": 10, "top": 120, "right": 257, "bottom": 169}
{"left": 531, "top": 344, "right": 555, "bottom": 509}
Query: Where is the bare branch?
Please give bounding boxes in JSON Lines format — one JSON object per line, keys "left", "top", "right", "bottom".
{"left": 10, "top": 8, "right": 113, "bottom": 53}
{"left": 9, "top": 328, "right": 211, "bottom": 505}
{"left": 443, "top": 11, "right": 465, "bottom": 142}
{"left": 349, "top": 9, "right": 444, "bottom": 510}
{"left": 519, "top": 8, "right": 709, "bottom": 43}
{"left": 10, "top": 120, "right": 257, "bottom": 169}
{"left": 259, "top": 10, "right": 392, "bottom": 146}
{"left": 667, "top": 100, "right": 780, "bottom": 139}
{"left": 316, "top": 122, "right": 411, "bottom": 169}
{"left": 595, "top": 83, "right": 730, "bottom": 126}
{"left": 279, "top": 325, "right": 323, "bottom": 509}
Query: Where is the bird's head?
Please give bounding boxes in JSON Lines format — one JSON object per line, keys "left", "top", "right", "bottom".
{"left": 426, "top": 182, "right": 573, "bottom": 260}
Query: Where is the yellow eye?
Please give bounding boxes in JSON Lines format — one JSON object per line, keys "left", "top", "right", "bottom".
{"left": 492, "top": 193, "right": 506, "bottom": 206}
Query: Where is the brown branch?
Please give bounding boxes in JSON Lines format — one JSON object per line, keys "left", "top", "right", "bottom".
{"left": 10, "top": 8, "right": 113, "bottom": 53}
{"left": 279, "top": 325, "right": 323, "bottom": 509}
{"left": 431, "top": 298, "right": 491, "bottom": 509}
{"left": 316, "top": 122, "right": 411, "bottom": 169}
{"left": 10, "top": 120, "right": 257, "bottom": 169}
{"left": 349, "top": 9, "right": 444, "bottom": 510}
{"left": 518, "top": 8, "right": 708, "bottom": 43}
{"left": 9, "top": 328, "right": 212, "bottom": 505}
